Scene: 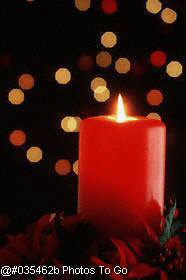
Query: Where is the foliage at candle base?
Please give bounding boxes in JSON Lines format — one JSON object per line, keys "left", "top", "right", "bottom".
{"left": 0, "top": 200, "right": 186, "bottom": 279}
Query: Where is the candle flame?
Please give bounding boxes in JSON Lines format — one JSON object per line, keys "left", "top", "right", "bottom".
{"left": 116, "top": 94, "right": 126, "bottom": 122}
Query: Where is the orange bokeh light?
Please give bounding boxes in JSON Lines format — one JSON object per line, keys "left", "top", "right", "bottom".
{"left": 55, "top": 159, "right": 71, "bottom": 175}
{"left": 147, "top": 89, "right": 164, "bottom": 106}
{"left": 18, "top": 74, "right": 34, "bottom": 90}
{"left": 101, "top": 0, "right": 118, "bottom": 15}
{"left": 9, "top": 130, "right": 26, "bottom": 146}
{"left": 150, "top": 50, "right": 167, "bottom": 68}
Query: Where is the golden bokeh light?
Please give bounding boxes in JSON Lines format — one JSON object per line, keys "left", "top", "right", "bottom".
{"left": 146, "top": 89, "right": 164, "bottom": 106}
{"left": 90, "top": 77, "right": 107, "bottom": 91}
{"left": 161, "top": 8, "right": 177, "bottom": 24}
{"left": 101, "top": 32, "right": 117, "bottom": 48}
{"left": 146, "top": 112, "right": 161, "bottom": 120}
{"left": 55, "top": 159, "right": 71, "bottom": 175}
{"left": 55, "top": 68, "right": 71, "bottom": 84}
{"left": 61, "top": 116, "right": 81, "bottom": 132}
{"left": 26, "top": 147, "right": 43, "bottom": 163}
{"left": 8, "top": 89, "right": 24, "bottom": 105}
{"left": 96, "top": 51, "right": 112, "bottom": 68}
{"left": 94, "top": 86, "right": 110, "bottom": 102}
{"left": 115, "top": 58, "right": 131, "bottom": 74}
{"left": 73, "top": 160, "right": 78, "bottom": 175}
{"left": 75, "top": 0, "right": 91, "bottom": 11}
{"left": 18, "top": 73, "right": 34, "bottom": 90}
{"left": 146, "top": 0, "right": 162, "bottom": 14}
{"left": 9, "top": 130, "right": 26, "bottom": 146}
{"left": 166, "top": 61, "right": 183, "bottom": 78}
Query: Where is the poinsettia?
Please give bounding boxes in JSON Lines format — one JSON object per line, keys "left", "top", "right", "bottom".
{"left": 0, "top": 197, "right": 185, "bottom": 280}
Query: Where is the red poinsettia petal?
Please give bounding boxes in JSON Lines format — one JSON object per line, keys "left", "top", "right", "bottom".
{"left": 0, "top": 247, "right": 22, "bottom": 265}
{"left": 7, "top": 233, "right": 32, "bottom": 259}
{"left": 60, "top": 214, "right": 86, "bottom": 231}
{"left": 111, "top": 238, "right": 127, "bottom": 267}
{"left": 165, "top": 235, "right": 182, "bottom": 251}
{"left": 91, "top": 255, "right": 113, "bottom": 269}
{"left": 128, "top": 263, "right": 159, "bottom": 278}
{"left": 160, "top": 269, "right": 169, "bottom": 280}
{"left": 111, "top": 237, "right": 139, "bottom": 269}
{"left": 91, "top": 256, "right": 127, "bottom": 280}
{"left": 144, "top": 221, "right": 160, "bottom": 245}
{"left": 40, "top": 233, "right": 58, "bottom": 258}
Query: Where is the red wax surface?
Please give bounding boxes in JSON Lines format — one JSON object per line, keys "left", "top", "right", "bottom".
{"left": 78, "top": 116, "right": 166, "bottom": 238}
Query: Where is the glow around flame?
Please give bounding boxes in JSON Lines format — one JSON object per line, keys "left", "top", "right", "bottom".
{"left": 116, "top": 94, "right": 126, "bottom": 122}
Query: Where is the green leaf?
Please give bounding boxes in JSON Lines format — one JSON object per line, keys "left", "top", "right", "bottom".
{"left": 159, "top": 201, "right": 177, "bottom": 245}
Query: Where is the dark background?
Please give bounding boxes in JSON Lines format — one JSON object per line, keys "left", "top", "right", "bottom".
{"left": 0, "top": 0, "right": 185, "bottom": 232}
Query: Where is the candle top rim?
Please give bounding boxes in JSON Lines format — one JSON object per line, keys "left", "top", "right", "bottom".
{"left": 82, "top": 115, "right": 165, "bottom": 126}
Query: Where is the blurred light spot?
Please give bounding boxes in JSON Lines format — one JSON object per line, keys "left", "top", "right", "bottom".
{"left": 96, "top": 51, "right": 112, "bottom": 68}
{"left": 147, "top": 89, "right": 163, "bottom": 106}
{"left": 73, "top": 160, "right": 78, "bottom": 175}
{"left": 146, "top": 112, "right": 161, "bottom": 120}
{"left": 161, "top": 8, "right": 177, "bottom": 24}
{"left": 150, "top": 50, "right": 167, "bottom": 68}
{"left": 8, "top": 89, "right": 24, "bottom": 105}
{"left": 101, "top": 0, "right": 118, "bottom": 14}
{"left": 166, "top": 61, "right": 183, "bottom": 77}
{"left": 115, "top": 58, "right": 131, "bottom": 74}
{"left": 26, "top": 146, "right": 43, "bottom": 163}
{"left": 101, "top": 32, "right": 117, "bottom": 48}
{"left": 61, "top": 116, "right": 81, "bottom": 132}
{"left": 55, "top": 68, "right": 71, "bottom": 84}
{"left": 18, "top": 73, "right": 34, "bottom": 90}
{"left": 9, "top": 130, "right": 26, "bottom": 146}
{"left": 146, "top": 0, "right": 162, "bottom": 14}
{"left": 75, "top": 0, "right": 91, "bottom": 11}
{"left": 94, "top": 86, "right": 110, "bottom": 102}
{"left": 91, "top": 77, "right": 107, "bottom": 91}
{"left": 78, "top": 54, "right": 94, "bottom": 71}
{"left": 55, "top": 159, "right": 71, "bottom": 175}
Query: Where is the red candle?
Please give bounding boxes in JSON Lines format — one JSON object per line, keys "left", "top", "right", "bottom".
{"left": 78, "top": 95, "right": 166, "bottom": 238}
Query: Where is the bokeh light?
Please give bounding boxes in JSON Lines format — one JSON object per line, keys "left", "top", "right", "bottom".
{"left": 146, "top": 112, "right": 161, "bottom": 120}
{"left": 94, "top": 86, "right": 110, "bottom": 102}
{"left": 18, "top": 74, "right": 34, "bottom": 90}
{"left": 115, "top": 58, "right": 131, "bottom": 74}
{"left": 146, "top": 89, "right": 163, "bottom": 106}
{"left": 77, "top": 54, "right": 94, "bottom": 71}
{"left": 61, "top": 116, "right": 81, "bottom": 132}
{"left": 101, "top": 32, "right": 117, "bottom": 48}
{"left": 73, "top": 160, "right": 78, "bottom": 175}
{"left": 90, "top": 77, "right": 107, "bottom": 91}
{"left": 26, "top": 147, "right": 43, "bottom": 163}
{"left": 161, "top": 8, "right": 177, "bottom": 24}
{"left": 150, "top": 50, "right": 167, "bottom": 68}
{"left": 75, "top": 0, "right": 91, "bottom": 11}
{"left": 8, "top": 89, "right": 24, "bottom": 105}
{"left": 101, "top": 0, "right": 118, "bottom": 14}
{"left": 55, "top": 68, "right": 71, "bottom": 84}
{"left": 55, "top": 159, "right": 71, "bottom": 175}
{"left": 9, "top": 130, "right": 26, "bottom": 146}
{"left": 166, "top": 61, "right": 183, "bottom": 78}
{"left": 146, "top": 0, "right": 162, "bottom": 14}
{"left": 96, "top": 51, "right": 112, "bottom": 68}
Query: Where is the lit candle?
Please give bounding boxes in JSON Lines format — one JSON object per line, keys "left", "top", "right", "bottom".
{"left": 78, "top": 95, "right": 166, "bottom": 238}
